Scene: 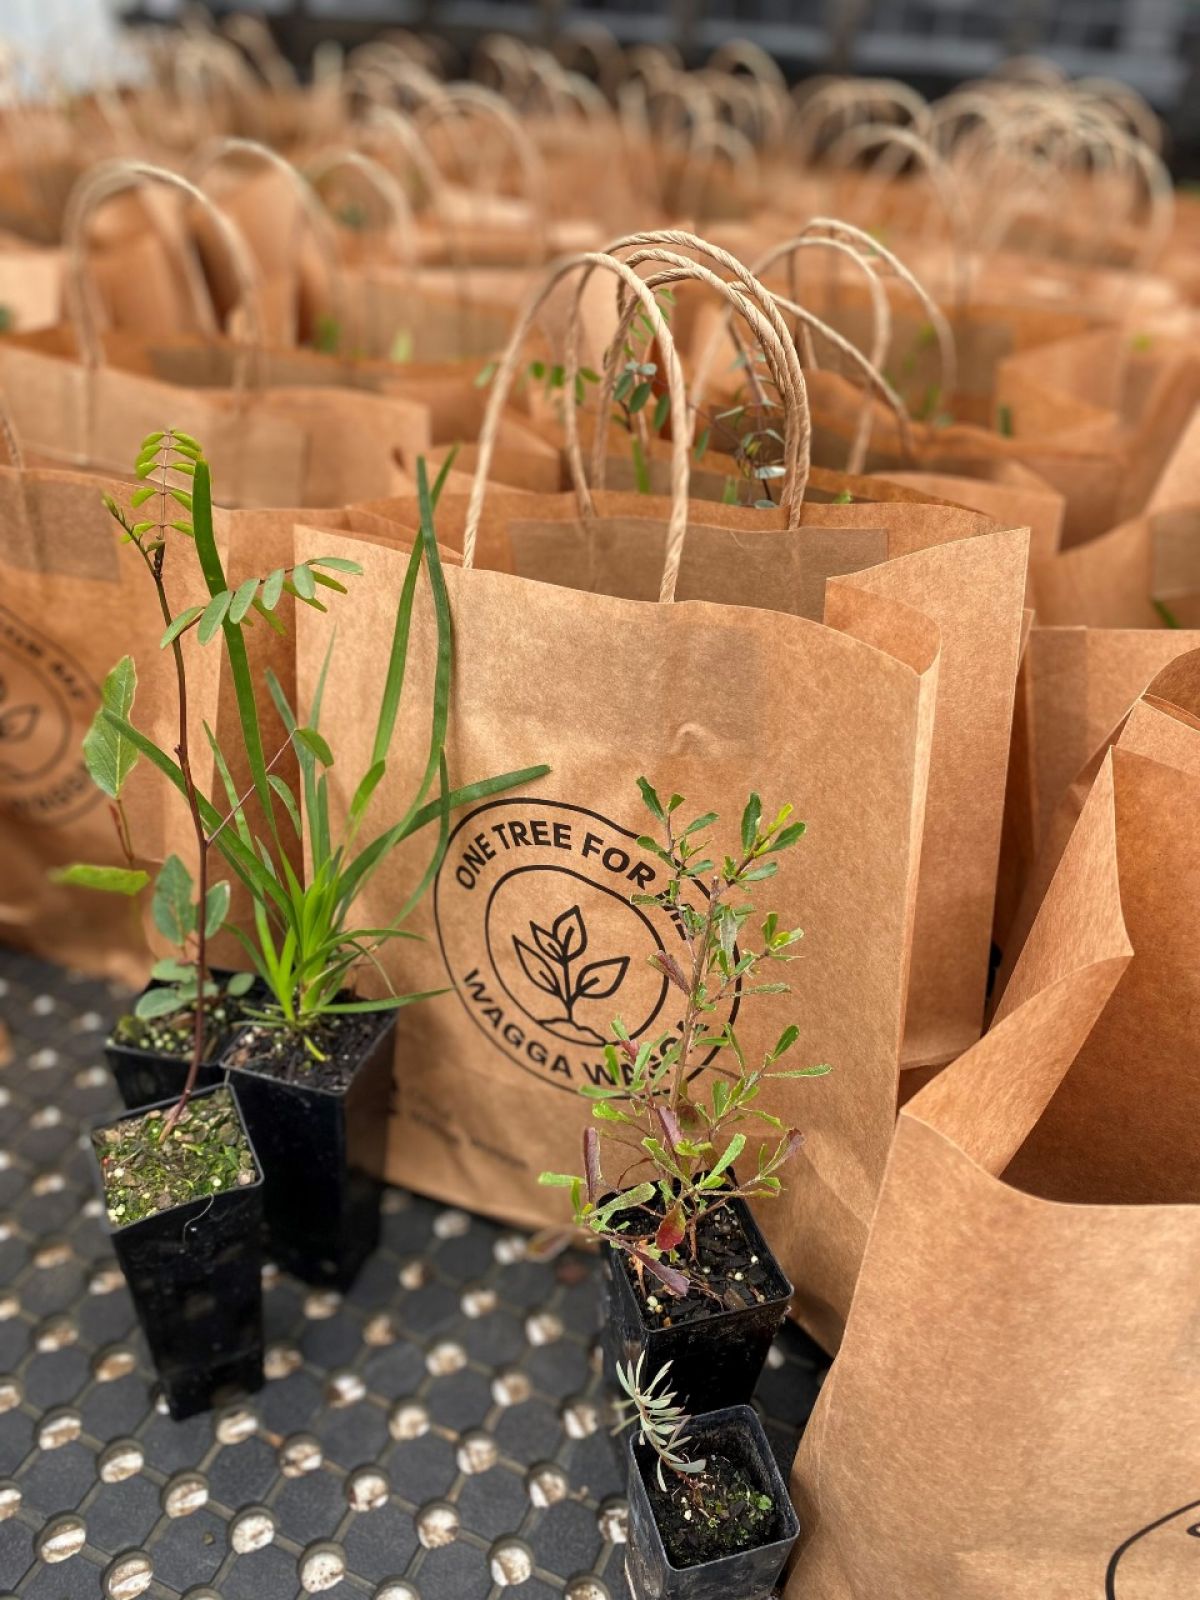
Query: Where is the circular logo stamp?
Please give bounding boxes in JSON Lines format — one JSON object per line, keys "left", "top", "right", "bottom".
{"left": 0, "top": 603, "right": 100, "bottom": 826}
{"left": 434, "top": 797, "right": 738, "bottom": 1092}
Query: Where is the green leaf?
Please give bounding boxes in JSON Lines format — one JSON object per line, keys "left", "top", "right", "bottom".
{"left": 312, "top": 572, "right": 347, "bottom": 594}
{"left": 152, "top": 855, "right": 194, "bottom": 946}
{"left": 198, "top": 590, "right": 233, "bottom": 644}
{"left": 130, "top": 485, "right": 155, "bottom": 508}
{"left": 741, "top": 792, "right": 761, "bottom": 852}
{"left": 771, "top": 1062, "right": 833, "bottom": 1077}
{"left": 538, "top": 1172, "right": 579, "bottom": 1187}
{"left": 133, "top": 986, "right": 188, "bottom": 1020}
{"left": 262, "top": 568, "right": 285, "bottom": 610}
{"left": 652, "top": 393, "right": 670, "bottom": 433}
{"left": 50, "top": 863, "right": 149, "bottom": 896}
{"left": 251, "top": 596, "right": 286, "bottom": 635}
{"left": 291, "top": 563, "right": 316, "bottom": 601}
{"left": 741, "top": 861, "right": 779, "bottom": 882}
{"left": 204, "top": 880, "right": 231, "bottom": 938}
{"left": 310, "top": 557, "right": 363, "bottom": 575}
{"left": 82, "top": 657, "right": 139, "bottom": 799}
{"left": 268, "top": 774, "right": 302, "bottom": 836}
{"left": 637, "top": 777, "right": 664, "bottom": 821}
{"left": 226, "top": 971, "right": 255, "bottom": 996}
{"left": 296, "top": 727, "right": 334, "bottom": 766}
{"left": 350, "top": 760, "right": 387, "bottom": 825}
{"left": 693, "top": 426, "right": 711, "bottom": 461}
{"left": 766, "top": 821, "right": 806, "bottom": 853}
{"left": 228, "top": 577, "right": 259, "bottom": 624}
{"left": 160, "top": 606, "right": 204, "bottom": 648}
{"left": 629, "top": 382, "right": 653, "bottom": 414}
{"left": 703, "top": 1133, "right": 745, "bottom": 1186}
{"left": 771, "top": 1024, "right": 799, "bottom": 1060}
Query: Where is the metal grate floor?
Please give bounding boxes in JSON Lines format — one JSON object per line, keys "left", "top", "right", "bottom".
{"left": 0, "top": 949, "right": 828, "bottom": 1600}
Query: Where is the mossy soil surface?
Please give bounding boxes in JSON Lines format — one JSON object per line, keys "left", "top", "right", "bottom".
{"left": 110, "top": 996, "right": 250, "bottom": 1059}
{"left": 93, "top": 1088, "right": 257, "bottom": 1227}
{"left": 647, "top": 1450, "right": 776, "bottom": 1567}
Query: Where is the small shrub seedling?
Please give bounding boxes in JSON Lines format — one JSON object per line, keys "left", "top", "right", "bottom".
{"left": 539, "top": 781, "right": 829, "bottom": 1301}
{"left": 615, "top": 1353, "right": 775, "bottom": 1567}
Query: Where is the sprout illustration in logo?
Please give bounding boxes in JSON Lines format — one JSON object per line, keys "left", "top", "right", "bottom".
{"left": 512, "top": 905, "right": 629, "bottom": 1046}
{"left": 0, "top": 673, "right": 39, "bottom": 783}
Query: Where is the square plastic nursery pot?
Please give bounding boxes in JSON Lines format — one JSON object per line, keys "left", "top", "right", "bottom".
{"left": 625, "top": 1404, "right": 799, "bottom": 1600}
{"left": 88, "top": 1084, "right": 265, "bottom": 1421}
{"left": 105, "top": 968, "right": 256, "bottom": 1111}
{"left": 224, "top": 1010, "right": 396, "bottom": 1291}
{"left": 602, "top": 1193, "right": 792, "bottom": 1414}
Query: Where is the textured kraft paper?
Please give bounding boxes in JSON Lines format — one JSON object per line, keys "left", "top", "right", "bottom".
{"left": 0, "top": 464, "right": 223, "bottom": 980}
{"left": 1031, "top": 405, "right": 1200, "bottom": 628}
{"left": 0, "top": 327, "right": 431, "bottom": 507}
{"left": 788, "top": 739, "right": 1200, "bottom": 1600}
{"left": 996, "top": 649, "right": 1200, "bottom": 1008}
{"left": 294, "top": 525, "right": 941, "bottom": 1350}
{"left": 494, "top": 490, "right": 1028, "bottom": 1072}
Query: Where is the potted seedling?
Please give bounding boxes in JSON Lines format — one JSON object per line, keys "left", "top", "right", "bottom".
{"left": 616, "top": 1354, "right": 799, "bottom": 1600}
{"left": 60, "top": 429, "right": 273, "bottom": 1418}
{"left": 204, "top": 458, "right": 546, "bottom": 1290}
{"left": 540, "top": 781, "right": 829, "bottom": 1411}
{"left": 90, "top": 438, "right": 546, "bottom": 1291}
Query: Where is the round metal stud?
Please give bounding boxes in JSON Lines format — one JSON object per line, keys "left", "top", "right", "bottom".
{"left": 398, "top": 1259, "right": 430, "bottom": 1290}
{"left": 163, "top": 1472, "right": 209, "bottom": 1518}
{"left": 374, "top": 1583, "right": 420, "bottom": 1600}
{"left": 299, "top": 1542, "right": 347, "bottom": 1593}
{"left": 304, "top": 1289, "right": 341, "bottom": 1320}
{"left": 460, "top": 1285, "right": 497, "bottom": 1318}
{"left": 38, "top": 1408, "right": 82, "bottom": 1450}
{"left": 561, "top": 1395, "right": 601, "bottom": 1438}
{"left": 263, "top": 1343, "right": 302, "bottom": 1380}
{"left": 433, "top": 1208, "right": 469, "bottom": 1239}
{"left": 99, "top": 1440, "right": 144, "bottom": 1484}
{"left": 425, "top": 1339, "right": 466, "bottom": 1376}
{"left": 597, "top": 1497, "right": 629, "bottom": 1544}
{"left": 387, "top": 1400, "right": 429, "bottom": 1441}
{"left": 455, "top": 1430, "right": 497, "bottom": 1475}
{"left": 491, "top": 1368, "right": 532, "bottom": 1407}
{"left": 489, "top": 1537, "right": 534, "bottom": 1586}
{"left": 346, "top": 1466, "right": 389, "bottom": 1512}
{"left": 415, "top": 1501, "right": 459, "bottom": 1549}
{"left": 565, "top": 1579, "right": 612, "bottom": 1600}
{"left": 230, "top": 1506, "right": 276, "bottom": 1554}
{"left": 279, "top": 1434, "right": 323, "bottom": 1477}
{"left": 526, "top": 1462, "right": 570, "bottom": 1507}
{"left": 92, "top": 1343, "right": 136, "bottom": 1382}
{"left": 325, "top": 1369, "right": 366, "bottom": 1407}
{"left": 36, "top": 1513, "right": 86, "bottom": 1563}
{"left": 363, "top": 1312, "right": 399, "bottom": 1347}
{"left": 525, "top": 1311, "right": 564, "bottom": 1346}
{"left": 103, "top": 1550, "right": 153, "bottom": 1599}
{"left": 215, "top": 1405, "right": 258, "bottom": 1445}
{"left": 0, "top": 1482, "right": 20, "bottom": 1521}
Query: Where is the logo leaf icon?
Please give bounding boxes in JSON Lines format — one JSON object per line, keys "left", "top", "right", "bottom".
{"left": 530, "top": 921, "right": 561, "bottom": 961}
{"left": 513, "top": 936, "right": 565, "bottom": 1000}
{"left": 574, "top": 955, "right": 629, "bottom": 1001}
{"left": 552, "top": 905, "right": 587, "bottom": 962}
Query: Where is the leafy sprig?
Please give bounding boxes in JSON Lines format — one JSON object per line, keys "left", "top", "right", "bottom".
{"left": 539, "top": 782, "right": 829, "bottom": 1295}
{"left": 613, "top": 1354, "right": 705, "bottom": 1492}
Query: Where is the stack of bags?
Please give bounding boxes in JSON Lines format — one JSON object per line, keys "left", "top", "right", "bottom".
{"left": 0, "top": 17, "right": 1196, "bottom": 1595}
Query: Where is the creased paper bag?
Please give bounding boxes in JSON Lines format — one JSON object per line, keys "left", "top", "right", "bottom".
{"left": 788, "top": 735, "right": 1200, "bottom": 1600}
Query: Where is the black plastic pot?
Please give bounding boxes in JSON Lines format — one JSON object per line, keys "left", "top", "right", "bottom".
{"left": 602, "top": 1194, "right": 792, "bottom": 1413}
{"left": 89, "top": 1085, "right": 264, "bottom": 1420}
{"left": 625, "top": 1404, "right": 799, "bottom": 1600}
{"left": 105, "top": 968, "right": 253, "bottom": 1111}
{"left": 225, "top": 1010, "right": 396, "bottom": 1291}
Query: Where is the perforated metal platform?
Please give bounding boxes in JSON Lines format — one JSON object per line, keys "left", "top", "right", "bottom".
{"left": 0, "top": 949, "right": 827, "bottom": 1600}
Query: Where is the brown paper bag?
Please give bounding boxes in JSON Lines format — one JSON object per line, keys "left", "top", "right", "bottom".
{"left": 0, "top": 449, "right": 221, "bottom": 981}
{"left": 788, "top": 736, "right": 1200, "bottom": 1599}
{"left": 290, "top": 254, "right": 949, "bottom": 1349}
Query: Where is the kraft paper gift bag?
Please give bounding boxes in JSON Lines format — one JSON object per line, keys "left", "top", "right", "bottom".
{"left": 788, "top": 737, "right": 1200, "bottom": 1600}
{"left": 459, "top": 235, "right": 1029, "bottom": 1078}
{"left": 0, "top": 447, "right": 222, "bottom": 982}
{"left": 0, "top": 161, "right": 310, "bottom": 507}
{"left": 291, "top": 256, "right": 946, "bottom": 1352}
